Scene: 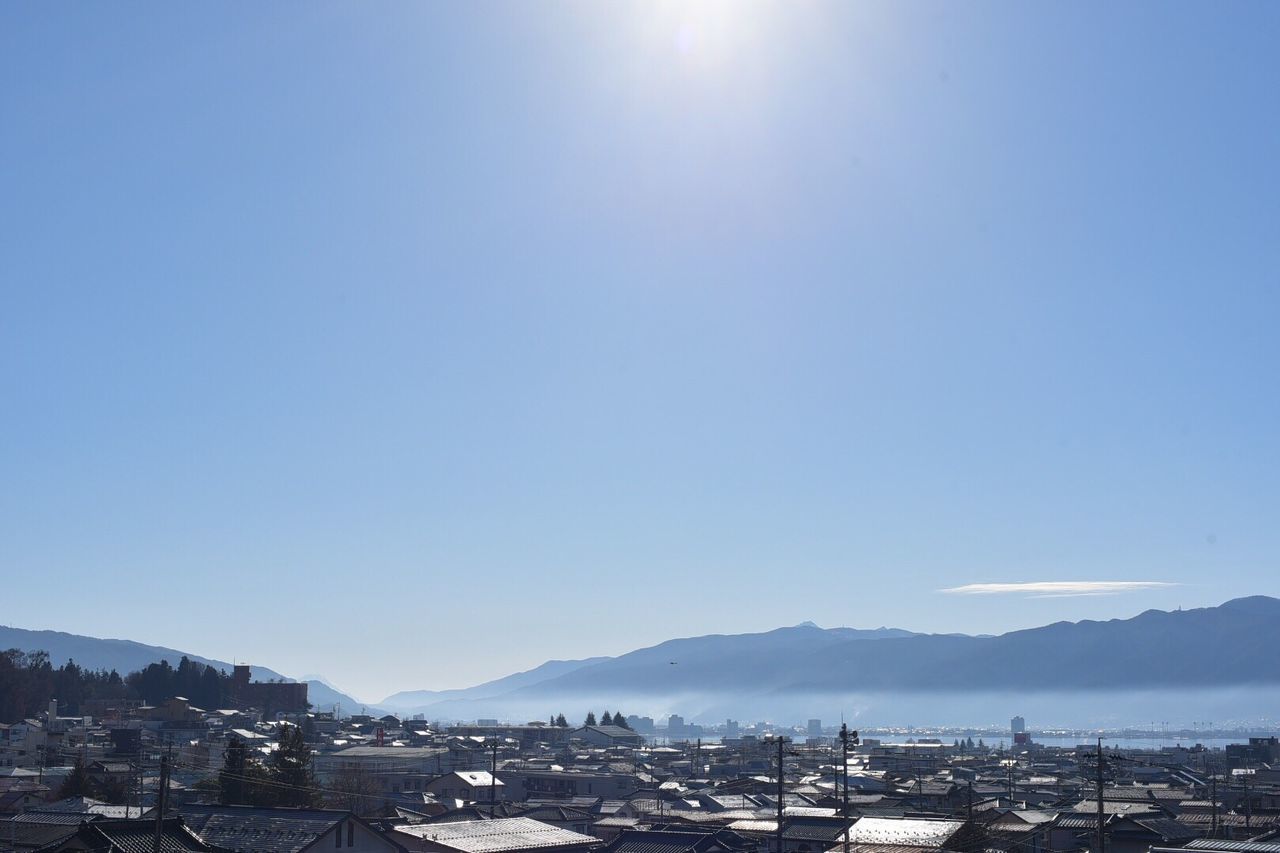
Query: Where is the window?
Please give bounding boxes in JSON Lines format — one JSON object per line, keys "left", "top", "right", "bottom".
{"left": 348, "top": 823, "right": 354, "bottom": 846}
{"left": 336, "top": 823, "right": 342, "bottom": 847}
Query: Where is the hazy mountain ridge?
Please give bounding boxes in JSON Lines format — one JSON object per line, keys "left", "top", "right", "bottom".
{"left": 528, "top": 597, "right": 1280, "bottom": 696}
{"left": 380, "top": 657, "right": 612, "bottom": 712}
{"left": 778, "top": 591, "right": 1280, "bottom": 691}
{"left": 0, "top": 625, "right": 374, "bottom": 715}
{"left": 392, "top": 597, "right": 1280, "bottom": 722}
{"left": 8, "top": 599, "right": 1279, "bottom": 725}
{"left": 0, "top": 625, "right": 287, "bottom": 683}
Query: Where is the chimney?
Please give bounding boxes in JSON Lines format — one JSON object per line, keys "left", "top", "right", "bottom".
{"left": 48, "top": 699, "right": 59, "bottom": 732}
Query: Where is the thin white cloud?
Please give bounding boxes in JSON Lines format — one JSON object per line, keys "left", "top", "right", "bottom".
{"left": 938, "top": 581, "right": 1178, "bottom": 596}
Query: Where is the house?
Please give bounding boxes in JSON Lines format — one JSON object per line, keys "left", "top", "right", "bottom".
{"left": 390, "top": 816, "right": 602, "bottom": 853}
{"left": 426, "top": 771, "right": 507, "bottom": 803}
{"left": 599, "top": 828, "right": 756, "bottom": 853}
{"left": 1098, "top": 814, "right": 1198, "bottom": 853}
{"left": 983, "top": 809, "right": 1060, "bottom": 853}
{"left": 573, "top": 728, "right": 645, "bottom": 749}
{"left": 180, "top": 803, "right": 406, "bottom": 852}
{"left": 503, "top": 770, "right": 639, "bottom": 800}
{"left": 0, "top": 784, "right": 51, "bottom": 815}
{"left": 315, "top": 746, "right": 450, "bottom": 787}
{"left": 0, "top": 810, "right": 95, "bottom": 850}
{"left": 34, "top": 817, "right": 214, "bottom": 852}
{"left": 720, "top": 816, "right": 848, "bottom": 853}
{"left": 87, "top": 760, "right": 134, "bottom": 791}
{"left": 836, "top": 816, "right": 985, "bottom": 853}
{"left": 448, "top": 726, "right": 573, "bottom": 750}
{"left": 512, "top": 804, "right": 596, "bottom": 836}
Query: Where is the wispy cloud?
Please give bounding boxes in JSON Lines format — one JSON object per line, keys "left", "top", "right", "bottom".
{"left": 938, "top": 581, "right": 1178, "bottom": 597}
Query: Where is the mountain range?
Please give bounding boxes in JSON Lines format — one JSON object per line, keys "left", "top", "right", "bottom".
{"left": 6, "top": 596, "right": 1279, "bottom": 725}
{"left": 0, "top": 625, "right": 378, "bottom": 716}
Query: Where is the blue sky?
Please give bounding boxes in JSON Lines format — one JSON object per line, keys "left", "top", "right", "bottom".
{"left": 3, "top": 2, "right": 1278, "bottom": 702}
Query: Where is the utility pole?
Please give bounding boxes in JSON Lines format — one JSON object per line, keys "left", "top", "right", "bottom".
{"left": 840, "top": 724, "right": 851, "bottom": 853}
{"left": 1095, "top": 738, "right": 1106, "bottom": 853}
{"left": 772, "top": 736, "right": 789, "bottom": 853}
{"left": 1210, "top": 776, "right": 1218, "bottom": 839}
{"left": 1243, "top": 768, "right": 1253, "bottom": 830}
{"left": 1228, "top": 767, "right": 1256, "bottom": 833}
{"left": 135, "top": 756, "right": 144, "bottom": 821}
{"left": 152, "top": 752, "right": 169, "bottom": 852}
{"left": 967, "top": 779, "right": 973, "bottom": 822}
{"left": 490, "top": 739, "right": 498, "bottom": 818}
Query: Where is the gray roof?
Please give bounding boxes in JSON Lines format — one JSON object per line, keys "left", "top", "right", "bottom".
{"left": 844, "top": 817, "right": 965, "bottom": 847}
{"left": 330, "top": 745, "right": 446, "bottom": 757}
{"left": 180, "top": 804, "right": 350, "bottom": 853}
{"left": 393, "top": 817, "right": 599, "bottom": 853}
{"left": 574, "top": 726, "right": 642, "bottom": 740}
{"left": 1182, "top": 842, "right": 1280, "bottom": 853}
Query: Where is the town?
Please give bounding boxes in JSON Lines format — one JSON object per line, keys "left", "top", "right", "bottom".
{"left": 3, "top": 659, "right": 1279, "bottom": 853}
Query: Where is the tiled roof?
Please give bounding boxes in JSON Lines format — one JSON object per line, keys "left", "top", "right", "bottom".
{"left": 0, "top": 817, "right": 84, "bottom": 850}
{"left": 63, "top": 818, "right": 214, "bottom": 853}
{"left": 837, "top": 845, "right": 967, "bottom": 853}
{"left": 180, "top": 804, "right": 349, "bottom": 853}
{"left": 517, "top": 806, "right": 595, "bottom": 822}
{"left": 1127, "top": 817, "right": 1198, "bottom": 840}
{"left": 11, "top": 810, "right": 93, "bottom": 825}
{"left": 601, "top": 829, "right": 748, "bottom": 853}
{"left": 1071, "top": 800, "right": 1161, "bottom": 815}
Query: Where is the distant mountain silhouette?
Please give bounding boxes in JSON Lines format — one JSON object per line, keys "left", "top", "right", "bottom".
{"left": 9, "top": 598, "right": 1278, "bottom": 725}
{"left": 378, "top": 598, "right": 1280, "bottom": 721}
{"left": 0, "top": 625, "right": 376, "bottom": 715}
{"left": 511, "top": 597, "right": 1280, "bottom": 696}
{"left": 506, "top": 594, "right": 1280, "bottom": 696}
{"left": 0, "top": 625, "right": 287, "bottom": 682}
{"left": 380, "top": 657, "right": 612, "bottom": 713}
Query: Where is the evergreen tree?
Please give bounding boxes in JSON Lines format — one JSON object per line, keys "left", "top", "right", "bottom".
{"left": 220, "top": 736, "right": 248, "bottom": 805}
{"left": 555, "top": 714, "right": 568, "bottom": 727}
{"left": 270, "top": 724, "right": 319, "bottom": 807}
{"left": 614, "top": 712, "right": 629, "bottom": 730}
{"left": 585, "top": 711, "right": 597, "bottom": 726}
{"left": 97, "top": 776, "right": 131, "bottom": 805}
{"left": 58, "top": 755, "right": 95, "bottom": 800}
{"left": 601, "top": 711, "right": 613, "bottom": 726}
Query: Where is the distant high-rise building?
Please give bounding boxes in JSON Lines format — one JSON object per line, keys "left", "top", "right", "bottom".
{"left": 808, "top": 718, "right": 823, "bottom": 737}
{"left": 667, "top": 714, "right": 686, "bottom": 735}
{"left": 724, "top": 719, "right": 740, "bottom": 738}
{"left": 627, "top": 715, "right": 655, "bottom": 733}
{"left": 1011, "top": 715, "right": 1026, "bottom": 735}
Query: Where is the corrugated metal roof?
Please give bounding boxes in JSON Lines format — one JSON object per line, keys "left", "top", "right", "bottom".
{"left": 1184, "top": 841, "right": 1280, "bottom": 853}
{"left": 845, "top": 817, "right": 964, "bottom": 847}
{"left": 394, "top": 817, "right": 598, "bottom": 853}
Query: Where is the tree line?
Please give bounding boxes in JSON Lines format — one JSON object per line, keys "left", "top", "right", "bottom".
{"left": 0, "top": 648, "right": 238, "bottom": 723}
{"left": 549, "top": 711, "right": 633, "bottom": 729}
